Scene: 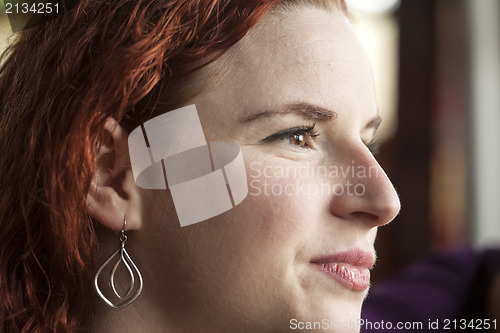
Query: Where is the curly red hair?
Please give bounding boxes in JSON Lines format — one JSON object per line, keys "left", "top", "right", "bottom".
{"left": 0, "top": 0, "right": 345, "bottom": 331}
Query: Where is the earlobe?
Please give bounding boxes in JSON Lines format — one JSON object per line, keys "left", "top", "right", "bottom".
{"left": 86, "top": 117, "right": 142, "bottom": 231}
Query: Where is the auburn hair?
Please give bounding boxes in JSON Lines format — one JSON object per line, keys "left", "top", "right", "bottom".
{"left": 0, "top": 0, "right": 344, "bottom": 331}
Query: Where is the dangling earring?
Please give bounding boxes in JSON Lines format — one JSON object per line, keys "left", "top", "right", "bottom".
{"left": 94, "top": 216, "right": 143, "bottom": 309}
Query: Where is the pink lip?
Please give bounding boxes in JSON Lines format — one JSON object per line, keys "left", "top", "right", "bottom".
{"left": 310, "top": 250, "right": 375, "bottom": 291}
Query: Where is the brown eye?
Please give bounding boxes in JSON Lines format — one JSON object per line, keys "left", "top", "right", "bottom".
{"left": 260, "top": 125, "right": 319, "bottom": 149}
{"left": 289, "top": 133, "right": 306, "bottom": 147}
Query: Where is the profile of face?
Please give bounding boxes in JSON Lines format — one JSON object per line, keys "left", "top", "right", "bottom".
{"left": 101, "top": 4, "right": 401, "bottom": 333}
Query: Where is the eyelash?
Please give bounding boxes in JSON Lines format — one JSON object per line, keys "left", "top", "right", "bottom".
{"left": 259, "top": 124, "right": 320, "bottom": 148}
{"left": 259, "top": 124, "right": 380, "bottom": 154}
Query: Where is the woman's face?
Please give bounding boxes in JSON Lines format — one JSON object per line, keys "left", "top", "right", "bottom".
{"left": 138, "top": 5, "right": 400, "bottom": 333}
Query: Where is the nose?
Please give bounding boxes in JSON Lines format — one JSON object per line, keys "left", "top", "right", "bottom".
{"left": 328, "top": 147, "right": 401, "bottom": 228}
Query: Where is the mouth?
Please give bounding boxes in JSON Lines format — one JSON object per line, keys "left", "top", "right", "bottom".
{"left": 310, "top": 249, "right": 375, "bottom": 292}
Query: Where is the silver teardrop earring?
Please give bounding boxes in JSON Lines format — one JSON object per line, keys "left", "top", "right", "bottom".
{"left": 94, "top": 216, "right": 143, "bottom": 309}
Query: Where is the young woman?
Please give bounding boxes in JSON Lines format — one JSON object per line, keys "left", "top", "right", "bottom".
{"left": 0, "top": 0, "right": 400, "bottom": 331}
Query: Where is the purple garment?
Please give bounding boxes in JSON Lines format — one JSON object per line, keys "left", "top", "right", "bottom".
{"left": 361, "top": 247, "right": 500, "bottom": 333}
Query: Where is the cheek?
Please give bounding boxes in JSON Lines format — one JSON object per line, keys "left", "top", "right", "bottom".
{"left": 243, "top": 159, "right": 329, "bottom": 240}
{"left": 162, "top": 158, "right": 332, "bottom": 315}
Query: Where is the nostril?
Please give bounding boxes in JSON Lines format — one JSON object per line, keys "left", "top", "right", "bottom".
{"left": 349, "top": 211, "right": 381, "bottom": 223}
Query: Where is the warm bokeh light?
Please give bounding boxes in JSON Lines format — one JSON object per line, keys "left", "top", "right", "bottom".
{"left": 348, "top": 6, "right": 399, "bottom": 144}
{"left": 347, "top": 0, "right": 400, "bottom": 15}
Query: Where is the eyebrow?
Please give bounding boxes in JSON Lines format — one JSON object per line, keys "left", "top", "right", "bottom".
{"left": 241, "top": 102, "right": 338, "bottom": 123}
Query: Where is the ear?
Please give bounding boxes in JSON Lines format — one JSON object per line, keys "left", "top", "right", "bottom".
{"left": 86, "top": 117, "right": 142, "bottom": 231}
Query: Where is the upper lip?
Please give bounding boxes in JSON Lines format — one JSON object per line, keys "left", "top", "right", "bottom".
{"left": 310, "top": 249, "right": 375, "bottom": 269}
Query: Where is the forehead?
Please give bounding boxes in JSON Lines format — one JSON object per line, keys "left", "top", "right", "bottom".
{"left": 198, "top": 6, "right": 376, "bottom": 122}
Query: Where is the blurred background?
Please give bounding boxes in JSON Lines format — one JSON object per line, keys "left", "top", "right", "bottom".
{"left": 1, "top": 0, "right": 499, "bottom": 281}
{"left": 346, "top": 0, "right": 500, "bottom": 281}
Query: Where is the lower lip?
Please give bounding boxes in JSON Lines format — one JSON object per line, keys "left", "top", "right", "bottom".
{"left": 313, "top": 262, "right": 370, "bottom": 291}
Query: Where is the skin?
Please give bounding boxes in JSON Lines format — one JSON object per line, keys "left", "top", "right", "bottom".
{"left": 86, "top": 5, "right": 400, "bottom": 333}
